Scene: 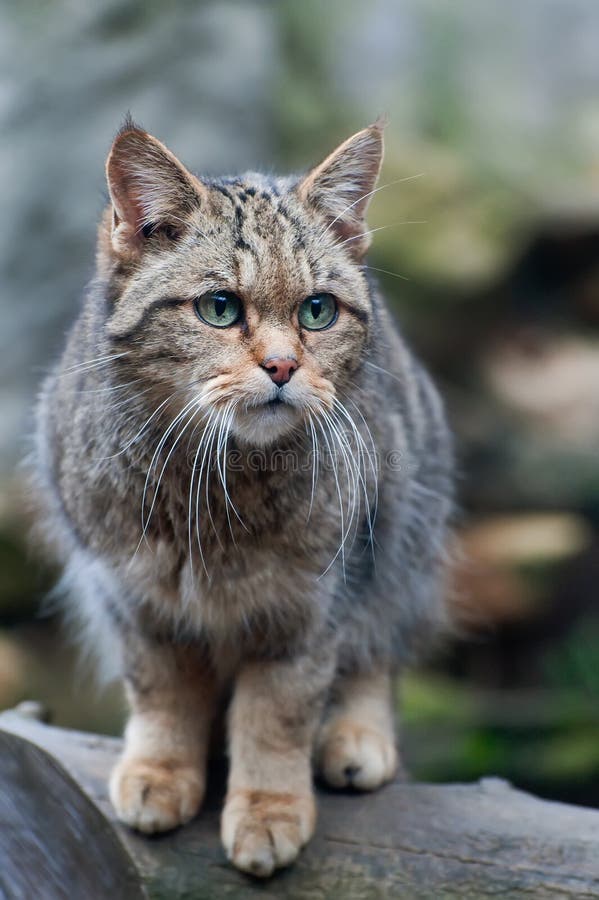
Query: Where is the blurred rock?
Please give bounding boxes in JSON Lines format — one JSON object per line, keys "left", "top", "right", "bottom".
{"left": 448, "top": 330, "right": 599, "bottom": 512}
{"left": 0, "top": 0, "right": 277, "bottom": 471}
{"left": 462, "top": 513, "right": 592, "bottom": 566}
{"left": 452, "top": 513, "right": 592, "bottom": 628}
{"left": 486, "top": 335, "right": 599, "bottom": 448}
{"left": 13, "top": 699, "right": 50, "bottom": 722}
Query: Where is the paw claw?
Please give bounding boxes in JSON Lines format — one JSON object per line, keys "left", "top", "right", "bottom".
{"left": 222, "top": 790, "right": 315, "bottom": 877}
{"left": 110, "top": 757, "right": 204, "bottom": 833}
{"left": 318, "top": 721, "right": 397, "bottom": 790}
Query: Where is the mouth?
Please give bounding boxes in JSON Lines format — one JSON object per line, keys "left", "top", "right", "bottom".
{"left": 255, "top": 388, "right": 295, "bottom": 412}
{"left": 229, "top": 391, "right": 302, "bottom": 445}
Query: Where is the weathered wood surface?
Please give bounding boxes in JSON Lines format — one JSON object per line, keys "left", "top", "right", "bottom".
{"left": 1, "top": 710, "right": 599, "bottom": 899}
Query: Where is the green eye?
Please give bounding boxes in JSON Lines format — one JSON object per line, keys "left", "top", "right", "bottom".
{"left": 194, "top": 290, "right": 241, "bottom": 328}
{"left": 298, "top": 293, "right": 338, "bottom": 331}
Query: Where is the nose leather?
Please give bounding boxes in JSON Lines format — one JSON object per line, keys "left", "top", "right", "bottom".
{"left": 261, "top": 355, "right": 298, "bottom": 387}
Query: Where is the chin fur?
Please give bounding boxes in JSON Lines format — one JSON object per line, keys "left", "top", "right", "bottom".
{"left": 231, "top": 403, "right": 303, "bottom": 447}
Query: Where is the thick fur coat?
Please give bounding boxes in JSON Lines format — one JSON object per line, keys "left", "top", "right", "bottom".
{"left": 33, "top": 119, "right": 453, "bottom": 877}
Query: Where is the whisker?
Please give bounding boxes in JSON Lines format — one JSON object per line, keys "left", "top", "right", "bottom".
{"left": 364, "top": 360, "right": 404, "bottom": 385}
{"left": 97, "top": 377, "right": 213, "bottom": 461}
{"left": 321, "top": 407, "right": 361, "bottom": 554}
{"left": 192, "top": 226, "right": 226, "bottom": 256}
{"left": 318, "top": 173, "right": 426, "bottom": 242}
{"left": 107, "top": 386, "right": 154, "bottom": 413}
{"left": 215, "top": 403, "right": 235, "bottom": 543}
{"left": 333, "top": 403, "right": 377, "bottom": 556}
{"left": 96, "top": 391, "right": 179, "bottom": 460}
{"left": 75, "top": 378, "right": 144, "bottom": 394}
{"left": 334, "top": 396, "right": 379, "bottom": 487}
{"left": 59, "top": 352, "right": 130, "bottom": 375}
{"left": 199, "top": 409, "right": 226, "bottom": 553}
{"left": 189, "top": 407, "right": 219, "bottom": 579}
{"left": 305, "top": 411, "right": 319, "bottom": 521}
{"left": 313, "top": 412, "right": 348, "bottom": 579}
{"left": 139, "top": 397, "right": 201, "bottom": 545}
{"left": 223, "top": 400, "right": 246, "bottom": 534}
{"left": 333, "top": 395, "right": 379, "bottom": 553}
{"left": 217, "top": 400, "right": 247, "bottom": 538}
{"left": 362, "top": 264, "right": 410, "bottom": 282}
{"left": 191, "top": 388, "right": 240, "bottom": 556}
{"left": 335, "top": 221, "right": 427, "bottom": 250}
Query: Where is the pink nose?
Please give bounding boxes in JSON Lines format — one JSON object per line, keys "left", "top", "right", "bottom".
{"left": 261, "top": 355, "right": 298, "bottom": 387}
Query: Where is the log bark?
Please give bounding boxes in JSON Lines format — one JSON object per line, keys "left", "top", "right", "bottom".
{"left": 1, "top": 709, "right": 598, "bottom": 899}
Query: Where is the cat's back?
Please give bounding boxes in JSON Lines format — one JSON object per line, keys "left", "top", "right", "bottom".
{"left": 365, "top": 287, "right": 452, "bottom": 491}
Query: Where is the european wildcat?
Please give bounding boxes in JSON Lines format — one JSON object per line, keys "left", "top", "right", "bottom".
{"left": 34, "top": 118, "right": 453, "bottom": 877}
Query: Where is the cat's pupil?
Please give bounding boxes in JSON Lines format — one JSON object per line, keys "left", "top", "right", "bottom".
{"left": 214, "top": 296, "right": 227, "bottom": 318}
{"left": 311, "top": 299, "right": 322, "bottom": 320}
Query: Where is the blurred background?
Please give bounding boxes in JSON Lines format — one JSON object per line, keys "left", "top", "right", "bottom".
{"left": 2, "top": 0, "right": 599, "bottom": 806}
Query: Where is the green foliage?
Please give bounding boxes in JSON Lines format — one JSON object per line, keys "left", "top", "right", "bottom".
{"left": 543, "top": 617, "right": 599, "bottom": 696}
{"left": 402, "top": 673, "right": 599, "bottom": 797}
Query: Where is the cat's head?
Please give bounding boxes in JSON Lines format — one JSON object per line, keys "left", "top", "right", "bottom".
{"left": 101, "top": 117, "right": 384, "bottom": 447}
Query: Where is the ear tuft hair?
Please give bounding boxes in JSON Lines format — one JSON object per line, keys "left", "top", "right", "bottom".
{"left": 117, "top": 111, "right": 141, "bottom": 138}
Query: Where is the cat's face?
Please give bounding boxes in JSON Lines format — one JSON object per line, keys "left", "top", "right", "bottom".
{"left": 102, "top": 122, "right": 383, "bottom": 447}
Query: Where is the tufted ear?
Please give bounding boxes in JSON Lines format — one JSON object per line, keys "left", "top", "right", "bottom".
{"left": 297, "top": 120, "right": 385, "bottom": 257}
{"left": 106, "top": 117, "right": 205, "bottom": 258}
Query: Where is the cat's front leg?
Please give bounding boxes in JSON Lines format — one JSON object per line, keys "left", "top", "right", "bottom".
{"left": 316, "top": 669, "right": 399, "bottom": 790}
{"left": 110, "top": 635, "right": 217, "bottom": 834}
{"left": 222, "top": 648, "right": 334, "bottom": 877}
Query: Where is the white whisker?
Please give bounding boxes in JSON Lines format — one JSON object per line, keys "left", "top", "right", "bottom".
{"left": 199, "top": 408, "right": 225, "bottom": 553}
{"left": 60, "top": 352, "right": 129, "bottom": 376}
{"left": 313, "top": 412, "right": 348, "bottom": 579}
{"left": 306, "top": 411, "right": 319, "bottom": 521}
{"left": 318, "top": 174, "right": 425, "bottom": 242}
{"left": 139, "top": 397, "right": 201, "bottom": 546}
{"left": 364, "top": 360, "right": 404, "bottom": 384}
{"left": 321, "top": 408, "right": 361, "bottom": 554}
{"left": 362, "top": 264, "right": 410, "bottom": 282}
{"left": 188, "top": 407, "right": 219, "bottom": 579}
{"left": 97, "top": 391, "right": 178, "bottom": 460}
{"left": 336, "top": 221, "right": 427, "bottom": 250}
{"left": 217, "top": 400, "right": 246, "bottom": 539}
{"left": 107, "top": 386, "right": 154, "bottom": 413}
{"left": 334, "top": 395, "right": 379, "bottom": 554}
{"left": 334, "top": 402, "right": 377, "bottom": 545}
{"left": 75, "top": 378, "right": 143, "bottom": 395}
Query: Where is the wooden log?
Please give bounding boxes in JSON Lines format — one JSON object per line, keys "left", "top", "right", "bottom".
{"left": 1, "top": 709, "right": 599, "bottom": 899}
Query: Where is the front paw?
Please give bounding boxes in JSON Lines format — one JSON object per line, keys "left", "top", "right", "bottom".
{"left": 221, "top": 789, "right": 316, "bottom": 878}
{"left": 109, "top": 756, "right": 204, "bottom": 833}
{"left": 317, "top": 719, "right": 398, "bottom": 790}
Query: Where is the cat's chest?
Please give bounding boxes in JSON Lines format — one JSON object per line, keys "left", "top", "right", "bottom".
{"left": 159, "top": 457, "right": 329, "bottom": 548}
{"left": 124, "top": 529, "right": 328, "bottom": 647}
{"left": 114, "top": 454, "right": 346, "bottom": 637}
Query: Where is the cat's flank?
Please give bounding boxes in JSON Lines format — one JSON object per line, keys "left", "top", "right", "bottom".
{"left": 34, "top": 118, "right": 453, "bottom": 877}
